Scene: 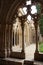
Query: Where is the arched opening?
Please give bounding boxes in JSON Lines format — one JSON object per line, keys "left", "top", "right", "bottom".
{"left": 38, "top": 14, "right": 43, "bottom": 53}
{"left": 12, "top": 16, "right": 36, "bottom": 60}
{"left": 12, "top": 18, "right": 22, "bottom": 52}
{"left": 10, "top": 0, "right": 41, "bottom": 60}
{"left": 24, "top": 20, "right": 36, "bottom": 60}
{"left": 5, "top": 0, "right": 43, "bottom": 61}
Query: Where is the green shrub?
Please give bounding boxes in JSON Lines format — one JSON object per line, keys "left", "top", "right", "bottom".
{"left": 39, "top": 42, "right": 43, "bottom": 52}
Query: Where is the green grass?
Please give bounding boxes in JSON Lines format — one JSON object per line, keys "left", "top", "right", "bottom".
{"left": 39, "top": 42, "right": 43, "bottom": 52}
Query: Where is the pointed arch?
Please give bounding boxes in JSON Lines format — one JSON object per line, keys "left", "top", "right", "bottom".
{"left": 6, "top": 0, "right": 25, "bottom": 23}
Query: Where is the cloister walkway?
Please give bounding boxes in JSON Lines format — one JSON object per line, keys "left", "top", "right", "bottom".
{"left": 12, "top": 43, "right": 36, "bottom": 60}
{"left": 2, "top": 44, "right": 43, "bottom": 65}
{"left": 25, "top": 43, "right": 36, "bottom": 60}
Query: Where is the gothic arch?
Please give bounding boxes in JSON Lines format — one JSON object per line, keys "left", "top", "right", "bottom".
{"left": 6, "top": 0, "right": 43, "bottom": 24}
{"left": 0, "top": 0, "right": 3, "bottom": 15}
{"left": 6, "top": 0, "right": 25, "bottom": 23}
{"left": 5, "top": 0, "right": 43, "bottom": 60}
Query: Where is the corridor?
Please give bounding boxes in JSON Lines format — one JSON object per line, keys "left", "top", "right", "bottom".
{"left": 12, "top": 43, "right": 36, "bottom": 60}
{"left": 25, "top": 43, "right": 36, "bottom": 60}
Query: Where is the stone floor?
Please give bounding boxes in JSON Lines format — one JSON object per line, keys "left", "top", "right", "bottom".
{"left": 12, "top": 44, "right": 43, "bottom": 65}
{"left": 25, "top": 43, "right": 36, "bottom": 60}
{"left": 12, "top": 43, "right": 36, "bottom": 60}
{"left": 34, "top": 61, "right": 43, "bottom": 65}
{"left": 2, "top": 58, "right": 43, "bottom": 65}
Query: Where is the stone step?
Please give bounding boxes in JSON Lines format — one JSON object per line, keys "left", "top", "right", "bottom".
{"left": 34, "top": 61, "right": 43, "bottom": 65}
{"left": 1, "top": 58, "right": 24, "bottom": 65}
{"left": 24, "top": 60, "right": 34, "bottom": 65}
{"left": 0, "top": 58, "right": 34, "bottom": 65}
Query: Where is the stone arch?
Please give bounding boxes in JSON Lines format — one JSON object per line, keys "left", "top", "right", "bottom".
{"left": 6, "top": 0, "right": 25, "bottom": 23}
{"left": 0, "top": 0, "right": 3, "bottom": 15}
{"left": 5, "top": 0, "right": 43, "bottom": 59}
{"left": 5, "top": 0, "right": 25, "bottom": 58}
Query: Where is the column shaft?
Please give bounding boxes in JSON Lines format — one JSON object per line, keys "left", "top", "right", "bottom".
{"left": 5, "top": 24, "right": 7, "bottom": 57}
{"left": 35, "top": 26, "right": 39, "bottom": 53}
{"left": 21, "top": 23, "right": 24, "bottom": 53}
{"left": 34, "top": 22, "right": 39, "bottom": 53}
{"left": 10, "top": 24, "right": 13, "bottom": 53}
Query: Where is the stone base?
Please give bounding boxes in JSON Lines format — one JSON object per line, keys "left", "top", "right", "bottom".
{"left": 34, "top": 52, "right": 43, "bottom": 61}
{"left": 0, "top": 49, "right": 5, "bottom": 58}
{"left": 10, "top": 52, "right": 25, "bottom": 59}
{"left": 0, "top": 58, "right": 23, "bottom": 65}
{"left": 0, "top": 58, "right": 34, "bottom": 65}
{"left": 24, "top": 60, "right": 34, "bottom": 65}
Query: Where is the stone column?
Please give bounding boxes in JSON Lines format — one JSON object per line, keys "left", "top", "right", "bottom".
{"left": 13, "top": 25, "right": 15, "bottom": 46}
{"left": 17, "top": 28, "right": 19, "bottom": 45}
{"left": 34, "top": 21, "right": 39, "bottom": 53}
{"left": 19, "top": 16, "right": 26, "bottom": 54}
{"left": 6, "top": 24, "right": 9, "bottom": 57}
{"left": 0, "top": 24, "right": 4, "bottom": 58}
{"left": 10, "top": 24, "right": 13, "bottom": 53}
{"left": 34, "top": 19, "right": 39, "bottom": 60}
{"left": 14, "top": 29, "right": 15, "bottom": 46}
{"left": 0, "top": 24, "right": 6, "bottom": 58}
{"left": 19, "top": 17, "right": 25, "bottom": 53}
{"left": 15, "top": 27, "right": 19, "bottom": 45}
{"left": 5, "top": 24, "right": 7, "bottom": 57}
{"left": 21, "top": 23, "right": 24, "bottom": 53}
{"left": 13, "top": 31, "right": 14, "bottom": 46}
{"left": 8, "top": 25, "right": 11, "bottom": 57}
{"left": 20, "top": 18, "right": 25, "bottom": 59}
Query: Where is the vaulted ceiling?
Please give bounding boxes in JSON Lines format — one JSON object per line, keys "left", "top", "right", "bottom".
{"left": 0, "top": 0, "right": 43, "bottom": 24}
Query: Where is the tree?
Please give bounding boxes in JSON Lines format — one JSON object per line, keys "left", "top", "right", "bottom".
{"left": 39, "top": 15, "right": 43, "bottom": 36}
{"left": 36, "top": 3, "right": 43, "bottom": 36}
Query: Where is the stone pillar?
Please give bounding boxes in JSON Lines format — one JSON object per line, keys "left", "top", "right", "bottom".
{"left": 5, "top": 24, "right": 7, "bottom": 57}
{"left": 19, "top": 17, "right": 26, "bottom": 53}
{"left": 0, "top": 24, "right": 2, "bottom": 57}
{"left": 8, "top": 25, "right": 11, "bottom": 57}
{"left": 13, "top": 31, "right": 14, "bottom": 46}
{"left": 34, "top": 21, "right": 39, "bottom": 53}
{"left": 5, "top": 24, "right": 11, "bottom": 57}
{"left": 14, "top": 29, "right": 15, "bottom": 46}
{"left": 10, "top": 24, "right": 13, "bottom": 54}
{"left": 0, "top": 24, "right": 5, "bottom": 58}
{"left": 21, "top": 23, "right": 25, "bottom": 53}
{"left": 18, "top": 17, "right": 25, "bottom": 53}
{"left": 15, "top": 30, "right": 17, "bottom": 45}
{"left": 13, "top": 25, "right": 15, "bottom": 46}
{"left": 34, "top": 20, "right": 39, "bottom": 60}
{"left": 16, "top": 28, "right": 19, "bottom": 45}
{"left": 6, "top": 24, "right": 9, "bottom": 57}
